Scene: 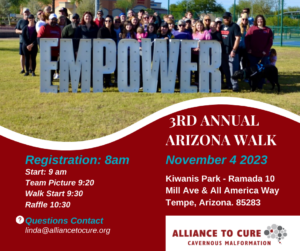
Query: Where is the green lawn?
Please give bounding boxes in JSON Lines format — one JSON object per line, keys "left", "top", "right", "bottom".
{"left": 1, "top": 39, "right": 300, "bottom": 141}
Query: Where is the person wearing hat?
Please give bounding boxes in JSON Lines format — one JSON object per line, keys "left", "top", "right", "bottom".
{"left": 59, "top": 7, "right": 71, "bottom": 25}
{"left": 62, "top": 13, "right": 80, "bottom": 38}
{"left": 215, "top": 17, "right": 222, "bottom": 32}
{"left": 237, "top": 8, "right": 253, "bottom": 26}
{"left": 21, "top": 14, "right": 38, "bottom": 76}
{"left": 119, "top": 13, "right": 126, "bottom": 23}
{"left": 15, "top": 8, "right": 30, "bottom": 74}
{"left": 220, "top": 12, "right": 241, "bottom": 92}
{"left": 95, "top": 9, "right": 105, "bottom": 28}
{"left": 38, "top": 13, "right": 62, "bottom": 81}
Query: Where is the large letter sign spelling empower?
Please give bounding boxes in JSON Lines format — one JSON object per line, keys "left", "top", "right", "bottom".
{"left": 60, "top": 39, "right": 91, "bottom": 93}
{"left": 40, "top": 38, "right": 59, "bottom": 93}
{"left": 180, "top": 40, "right": 198, "bottom": 93}
{"left": 93, "top": 39, "right": 116, "bottom": 93}
{"left": 200, "top": 40, "right": 222, "bottom": 93}
{"left": 117, "top": 39, "right": 140, "bottom": 92}
{"left": 142, "top": 39, "right": 180, "bottom": 93}
{"left": 39, "top": 38, "right": 221, "bottom": 93}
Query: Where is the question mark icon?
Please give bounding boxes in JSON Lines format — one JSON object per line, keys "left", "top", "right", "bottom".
{"left": 16, "top": 216, "right": 24, "bottom": 224}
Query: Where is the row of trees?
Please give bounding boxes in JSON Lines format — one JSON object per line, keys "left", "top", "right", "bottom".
{"left": 1, "top": 0, "right": 299, "bottom": 26}
{"left": 73, "top": 0, "right": 225, "bottom": 20}
{"left": 0, "top": 0, "right": 51, "bottom": 16}
{"left": 169, "top": 0, "right": 225, "bottom": 19}
{"left": 228, "top": 0, "right": 300, "bottom": 17}
{"left": 0, "top": 0, "right": 51, "bottom": 25}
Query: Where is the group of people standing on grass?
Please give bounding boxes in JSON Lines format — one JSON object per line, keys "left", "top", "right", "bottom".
{"left": 15, "top": 6, "right": 276, "bottom": 91}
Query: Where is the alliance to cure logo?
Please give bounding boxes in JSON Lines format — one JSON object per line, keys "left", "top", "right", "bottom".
{"left": 264, "top": 224, "right": 287, "bottom": 244}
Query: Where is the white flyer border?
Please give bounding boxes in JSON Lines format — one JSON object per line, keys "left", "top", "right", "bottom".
{"left": 0, "top": 97, "right": 299, "bottom": 150}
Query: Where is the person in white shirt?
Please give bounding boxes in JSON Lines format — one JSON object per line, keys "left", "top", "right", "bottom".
{"left": 36, "top": 12, "right": 47, "bottom": 32}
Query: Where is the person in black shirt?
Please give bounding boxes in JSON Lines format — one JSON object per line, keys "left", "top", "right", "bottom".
{"left": 22, "top": 14, "right": 38, "bottom": 76}
{"left": 97, "top": 15, "right": 117, "bottom": 88}
{"left": 215, "top": 17, "right": 222, "bottom": 32}
{"left": 220, "top": 12, "right": 241, "bottom": 91}
{"left": 59, "top": 7, "right": 71, "bottom": 25}
{"left": 74, "top": 12, "right": 98, "bottom": 51}
{"left": 74, "top": 12, "right": 98, "bottom": 88}
{"left": 210, "top": 22, "right": 222, "bottom": 42}
{"left": 185, "top": 19, "right": 193, "bottom": 34}
{"left": 15, "top": 8, "right": 30, "bottom": 73}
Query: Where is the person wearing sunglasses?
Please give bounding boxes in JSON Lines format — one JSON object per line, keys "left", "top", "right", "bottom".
{"left": 238, "top": 13, "right": 250, "bottom": 70}
{"left": 237, "top": 8, "right": 253, "bottom": 26}
{"left": 113, "top": 16, "right": 123, "bottom": 43}
{"left": 97, "top": 15, "right": 117, "bottom": 88}
{"left": 36, "top": 12, "right": 46, "bottom": 33}
{"left": 95, "top": 9, "right": 105, "bottom": 28}
{"left": 141, "top": 14, "right": 149, "bottom": 32}
{"left": 172, "top": 20, "right": 192, "bottom": 88}
{"left": 172, "top": 20, "right": 192, "bottom": 39}
{"left": 203, "top": 15, "right": 211, "bottom": 31}
{"left": 36, "top": 10, "right": 42, "bottom": 21}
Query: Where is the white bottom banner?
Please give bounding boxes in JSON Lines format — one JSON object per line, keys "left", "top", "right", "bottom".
{"left": 166, "top": 216, "right": 300, "bottom": 251}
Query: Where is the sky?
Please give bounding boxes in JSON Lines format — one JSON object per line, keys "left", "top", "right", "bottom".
{"left": 159, "top": 0, "right": 300, "bottom": 11}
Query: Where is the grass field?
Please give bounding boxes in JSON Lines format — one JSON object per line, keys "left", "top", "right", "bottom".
{"left": 1, "top": 39, "right": 300, "bottom": 141}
